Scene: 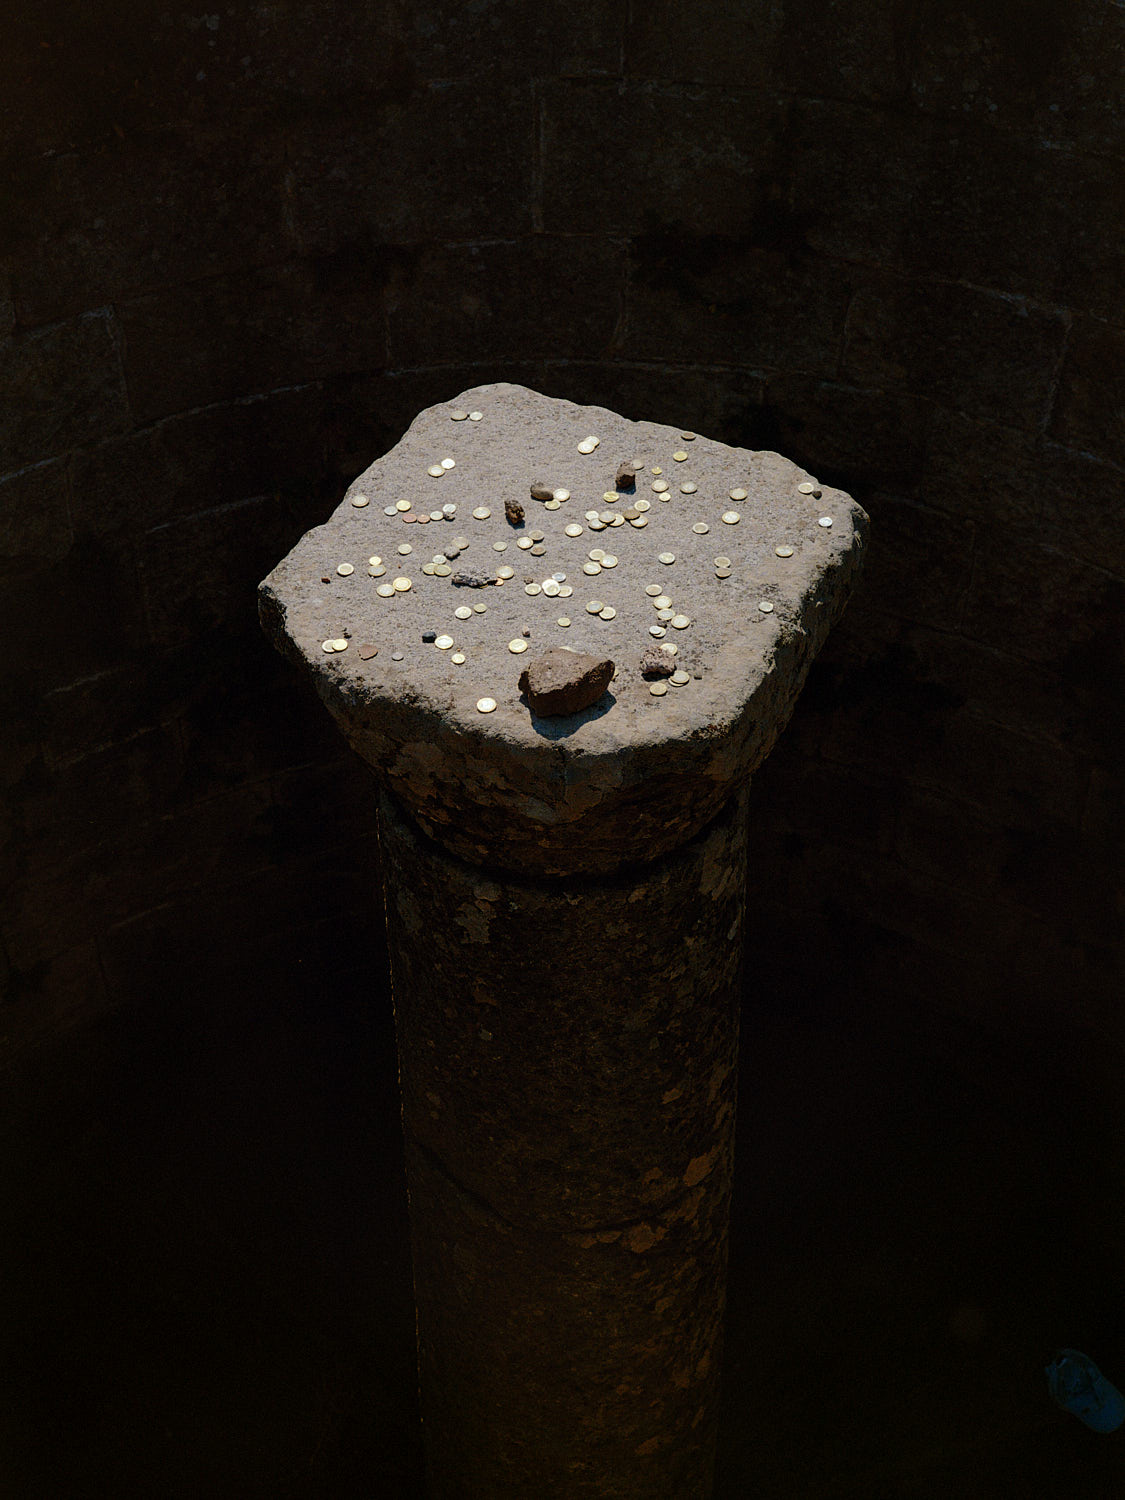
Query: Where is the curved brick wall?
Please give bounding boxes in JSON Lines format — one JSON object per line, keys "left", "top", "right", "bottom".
{"left": 5, "top": 0, "right": 1120, "bottom": 1058}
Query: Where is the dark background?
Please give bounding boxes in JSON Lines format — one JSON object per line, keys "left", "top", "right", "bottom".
{"left": 2, "top": 1, "right": 1123, "bottom": 1495}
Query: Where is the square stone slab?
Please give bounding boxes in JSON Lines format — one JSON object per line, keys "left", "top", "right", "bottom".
{"left": 259, "top": 382, "right": 868, "bottom": 876}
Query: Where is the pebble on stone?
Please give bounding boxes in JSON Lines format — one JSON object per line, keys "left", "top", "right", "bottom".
{"left": 357, "top": 644, "right": 378, "bottom": 659}
{"left": 505, "top": 497, "right": 525, "bottom": 526}
{"left": 530, "top": 483, "right": 554, "bottom": 501}
{"left": 517, "top": 646, "right": 615, "bottom": 717}
{"left": 615, "top": 461, "right": 637, "bottom": 490}
{"left": 452, "top": 569, "right": 496, "bottom": 587}
{"left": 639, "top": 647, "right": 675, "bottom": 678}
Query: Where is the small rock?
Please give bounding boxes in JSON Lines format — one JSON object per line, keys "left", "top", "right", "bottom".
{"left": 452, "top": 569, "right": 496, "bottom": 587}
{"left": 518, "top": 646, "right": 615, "bottom": 717}
{"left": 529, "top": 482, "right": 554, "bottom": 501}
{"left": 357, "top": 644, "right": 378, "bottom": 660}
{"left": 615, "top": 461, "right": 637, "bottom": 490}
{"left": 505, "top": 497, "right": 525, "bottom": 526}
{"left": 422, "top": 630, "right": 437, "bottom": 643}
{"left": 639, "top": 647, "right": 675, "bottom": 678}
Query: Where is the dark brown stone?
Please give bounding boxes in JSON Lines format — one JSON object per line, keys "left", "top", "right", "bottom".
{"left": 639, "top": 646, "right": 675, "bottom": 678}
{"left": 517, "top": 646, "right": 615, "bottom": 717}
{"left": 505, "top": 496, "right": 525, "bottom": 526}
{"left": 357, "top": 644, "right": 378, "bottom": 660}
{"left": 530, "top": 482, "right": 554, "bottom": 500}
{"left": 451, "top": 569, "right": 495, "bottom": 588}
{"left": 615, "top": 461, "right": 637, "bottom": 489}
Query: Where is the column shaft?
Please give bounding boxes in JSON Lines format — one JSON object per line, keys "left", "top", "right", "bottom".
{"left": 377, "top": 781, "right": 748, "bottom": 1498}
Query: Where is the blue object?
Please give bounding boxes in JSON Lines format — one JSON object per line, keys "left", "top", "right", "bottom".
{"left": 1045, "top": 1349, "right": 1125, "bottom": 1432}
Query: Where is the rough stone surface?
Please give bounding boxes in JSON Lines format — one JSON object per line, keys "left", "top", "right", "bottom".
{"left": 639, "top": 645, "right": 676, "bottom": 678}
{"left": 259, "top": 382, "right": 868, "bottom": 877}
{"left": 517, "top": 645, "right": 614, "bottom": 717}
{"left": 379, "top": 780, "right": 746, "bottom": 1497}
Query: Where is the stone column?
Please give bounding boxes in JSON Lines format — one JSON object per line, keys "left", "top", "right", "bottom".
{"left": 260, "top": 383, "right": 867, "bottom": 1499}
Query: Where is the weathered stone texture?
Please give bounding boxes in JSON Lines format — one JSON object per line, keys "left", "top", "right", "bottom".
{"left": 380, "top": 780, "right": 745, "bottom": 1496}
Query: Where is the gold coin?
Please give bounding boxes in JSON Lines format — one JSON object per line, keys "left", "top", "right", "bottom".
{"left": 651, "top": 466, "right": 663, "bottom": 476}
{"left": 634, "top": 498, "right": 651, "bottom": 512}
{"left": 368, "top": 555, "right": 382, "bottom": 567}
{"left": 494, "top": 540, "right": 509, "bottom": 552}
{"left": 473, "top": 602, "right": 487, "bottom": 613}
{"left": 451, "top": 652, "right": 466, "bottom": 664}
{"left": 376, "top": 583, "right": 395, "bottom": 597}
{"left": 797, "top": 481, "right": 815, "bottom": 494}
{"left": 542, "top": 580, "right": 561, "bottom": 596}
{"left": 565, "top": 524, "right": 584, "bottom": 537}
{"left": 525, "top": 583, "right": 542, "bottom": 595}
{"left": 558, "top": 585, "right": 573, "bottom": 598}
{"left": 758, "top": 600, "right": 774, "bottom": 613}
{"left": 435, "top": 635, "right": 454, "bottom": 650}
{"left": 680, "top": 432, "right": 696, "bottom": 441}
{"left": 477, "top": 697, "right": 496, "bottom": 712}
{"left": 658, "top": 552, "right": 675, "bottom": 564}
{"left": 652, "top": 594, "right": 672, "bottom": 609}
{"left": 454, "top": 606, "right": 473, "bottom": 620}
{"left": 672, "top": 450, "right": 688, "bottom": 461}
{"left": 585, "top": 600, "right": 604, "bottom": 614}
{"left": 433, "top": 564, "right": 452, "bottom": 576}
{"left": 652, "top": 480, "right": 669, "bottom": 492}
{"left": 396, "top": 499, "right": 412, "bottom": 511}
{"left": 517, "top": 537, "right": 533, "bottom": 550}
{"left": 553, "top": 488, "right": 570, "bottom": 501}
{"left": 441, "top": 458, "right": 455, "bottom": 470}
{"left": 818, "top": 516, "right": 834, "bottom": 528}
{"left": 714, "top": 556, "right": 731, "bottom": 568}
{"left": 421, "top": 563, "right": 436, "bottom": 576}
{"left": 722, "top": 511, "right": 740, "bottom": 524}
{"left": 600, "top": 555, "right": 617, "bottom": 568}
{"left": 427, "top": 465, "right": 444, "bottom": 477}
{"left": 680, "top": 482, "right": 697, "bottom": 494}
{"left": 369, "top": 565, "right": 386, "bottom": 577}
{"left": 671, "top": 614, "right": 690, "bottom": 628}
{"left": 468, "top": 410, "right": 483, "bottom": 421}
{"left": 392, "top": 577, "right": 412, "bottom": 592}
{"left": 603, "top": 491, "right": 620, "bottom": 502}
{"left": 450, "top": 410, "right": 468, "bottom": 421}
{"left": 577, "top": 435, "right": 600, "bottom": 452}
{"left": 645, "top": 584, "right": 663, "bottom": 596}
{"left": 582, "top": 561, "right": 601, "bottom": 575}
{"left": 598, "top": 606, "right": 616, "bottom": 620}
{"left": 472, "top": 506, "right": 491, "bottom": 519}
{"left": 649, "top": 681, "right": 668, "bottom": 696}
{"left": 397, "top": 543, "right": 413, "bottom": 554}
{"left": 692, "top": 522, "right": 709, "bottom": 534}
{"left": 557, "top": 616, "right": 571, "bottom": 627}
{"left": 544, "top": 499, "right": 560, "bottom": 510}
{"left": 775, "top": 545, "right": 795, "bottom": 557}
{"left": 657, "top": 607, "right": 675, "bottom": 621}
{"left": 350, "top": 495, "right": 369, "bottom": 507}
{"left": 630, "top": 516, "right": 649, "bottom": 527}
{"left": 588, "top": 548, "right": 606, "bottom": 561}
{"left": 729, "top": 487, "right": 748, "bottom": 501}
{"left": 649, "top": 625, "right": 666, "bottom": 637}
{"left": 671, "top": 670, "right": 690, "bottom": 685}
{"left": 336, "top": 562, "right": 354, "bottom": 575}
{"left": 497, "top": 566, "right": 515, "bottom": 579}
{"left": 508, "top": 639, "right": 528, "bottom": 653}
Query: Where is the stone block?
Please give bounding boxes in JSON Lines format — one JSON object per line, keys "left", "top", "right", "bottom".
{"left": 0, "top": 542, "right": 148, "bottom": 694}
{"left": 626, "top": 0, "right": 780, "bottom": 88}
{"left": 917, "top": 411, "right": 1044, "bottom": 529}
{"left": 892, "top": 788, "right": 1007, "bottom": 893}
{"left": 139, "top": 496, "right": 300, "bottom": 651}
{"left": 398, "top": 0, "right": 621, "bottom": 79}
{"left": 904, "top": 0, "right": 1122, "bottom": 161}
{"left": 6, "top": 127, "right": 293, "bottom": 327}
{"left": 0, "top": 311, "right": 130, "bottom": 472}
{"left": 0, "top": 457, "right": 72, "bottom": 566}
{"left": 780, "top": 99, "right": 950, "bottom": 273}
{"left": 1049, "top": 318, "right": 1125, "bottom": 467}
{"left": 0, "top": 941, "right": 110, "bottom": 1064}
{"left": 118, "top": 262, "right": 385, "bottom": 427}
{"left": 1036, "top": 445, "right": 1125, "bottom": 580}
{"left": 538, "top": 364, "right": 770, "bottom": 452}
{"left": 776, "top": 3, "right": 906, "bottom": 104}
{"left": 70, "top": 385, "right": 336, "bottom": 541}
{"left": 623, "top": 239, "right": 851, "bottom": 374}
{"left": 541, "top": 80, "right": 782, "bottom": 237}
{"left": 385, "top": 237, "right": 623, "bottom": 366}
{"left": 856, "top": 494, "right": 976, "bottom": 627}
{"left": 961, "top": 527, "right": 1125, "bottom": 667}
{"left": 841, "top": 276, "right": 1067, "bottom": 430}
{"left": 260, "top": 380, "right": 867, "bottom": 876}
{"left": 760, "top": 374, "right": 931, "bottom": 490}
{"left": 283, "top": 80, "right": 534, "bottom": 255}
{"left": 901, "top": 131, "right": 1125, "bottom": 323}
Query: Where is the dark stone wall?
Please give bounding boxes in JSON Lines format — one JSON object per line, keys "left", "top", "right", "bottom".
{"left": 3, "top": 0, "right": 1121, "bottom": 1060}
{"left": 3, "top": 6, "right": 1124, "bottom": 1493}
